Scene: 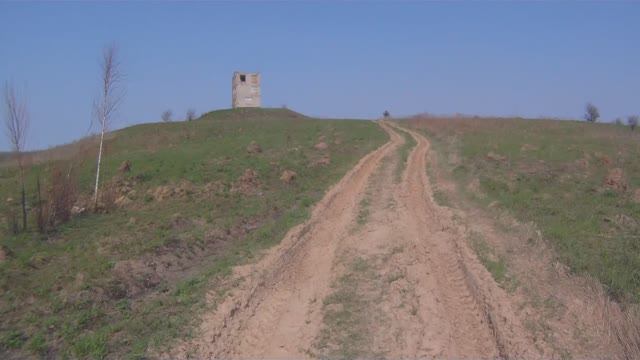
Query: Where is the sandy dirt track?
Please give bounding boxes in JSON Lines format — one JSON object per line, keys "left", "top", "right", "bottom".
{"left": 169, "top": 122, "right": 625, "bottom": 359}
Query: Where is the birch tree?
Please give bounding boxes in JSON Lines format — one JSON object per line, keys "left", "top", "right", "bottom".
{"left": 3, "top": 82, "right": 30, "bottom": 231}
{"left": 93, "top": 44, "right": 123, "bottom": 208}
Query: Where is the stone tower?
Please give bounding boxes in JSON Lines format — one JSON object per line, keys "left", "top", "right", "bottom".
{"left": 232, "top": 72, "right": 261, "bottom": 108}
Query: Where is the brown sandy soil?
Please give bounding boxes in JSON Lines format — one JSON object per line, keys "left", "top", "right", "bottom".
{"left": 168, "top": 122, "right": 629, "bottom": 359}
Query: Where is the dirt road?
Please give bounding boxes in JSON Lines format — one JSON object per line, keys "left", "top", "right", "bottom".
{"left": 170, "top": 122, "right": 612, "bottom": 359}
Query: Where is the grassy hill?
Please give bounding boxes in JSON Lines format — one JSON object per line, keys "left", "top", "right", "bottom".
{"left": 404, "top": 116, "right": 640, "bottom": 303}
{"left": 0, "top": 108, "right": 387, "bottom": 358}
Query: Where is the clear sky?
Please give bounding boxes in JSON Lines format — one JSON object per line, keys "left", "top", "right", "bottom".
{"left": 1, "top": 2, "right": 638, "bottom": 151}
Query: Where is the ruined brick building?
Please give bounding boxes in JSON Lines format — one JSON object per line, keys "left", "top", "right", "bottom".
{"left": 232, "top": 72, "right": 261, "bottom": 108}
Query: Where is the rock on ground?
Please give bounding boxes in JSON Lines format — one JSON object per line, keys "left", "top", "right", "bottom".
{"left": 231, "top": 169, "right": 261, "bottom": 195}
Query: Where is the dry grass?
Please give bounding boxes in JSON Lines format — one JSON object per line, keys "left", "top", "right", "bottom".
{"left": 597, "top": 286, "right": 640, "bottom": 360}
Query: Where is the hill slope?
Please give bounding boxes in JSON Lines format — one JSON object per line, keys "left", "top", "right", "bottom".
{"left": 0, "top": 108, "right": 387, "bottom": 358}
{"left": 405, "top": 116, "right": 640, "bottom": 303}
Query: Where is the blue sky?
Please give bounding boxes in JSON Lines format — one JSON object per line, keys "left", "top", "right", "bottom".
{"left": 1, "top": 2, "right": 638, "bottom": 150}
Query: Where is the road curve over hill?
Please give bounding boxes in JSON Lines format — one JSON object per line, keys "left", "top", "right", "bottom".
{"left": 168, "top": 122, "right": 595, "bottom": 359}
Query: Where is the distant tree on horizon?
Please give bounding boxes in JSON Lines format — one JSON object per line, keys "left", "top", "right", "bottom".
{"left": 584, "top": 102, "right": 600, "bottom": 122}
{"left": 186, "top": 108, "right": 196, "bottom": 121}
{"left": 161, "top": 109, "right": 173, "bottom": 122}
{"left": 628, "top": 115, "right": 638, "bottom": 131}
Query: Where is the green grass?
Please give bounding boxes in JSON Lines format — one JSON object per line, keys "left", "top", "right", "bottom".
{"left": 356, "top": 197, "right": 371, "bottom": 226}
{"left": 406, "top": 116, "right": 640, "bottom": 302}
{"left": 468, "top": 231, "right": 518, "bottom": 293}
{"left": 315, "top": 256, "right": 382, "bottom": 359}
{"left": 0, "top": 108, "right": 387, "bottom": 358}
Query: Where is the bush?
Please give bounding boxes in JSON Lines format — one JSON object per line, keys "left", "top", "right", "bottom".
{"left": 98, "top": 182, "right": 118, "bottom": 213}
{"left": 35, "top": 164, "right": 79, "bottom": 233}
{"left": 186, "top": 109, "right": 196, "bottom": 121}
{"left": 584, "top": 102, "right": 600, "bottom": 122}
{"left": 161, "top": 110, "right": 173, "bottom": 122}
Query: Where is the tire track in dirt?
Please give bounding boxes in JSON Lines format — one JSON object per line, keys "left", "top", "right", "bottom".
{"left": 169, "top": 122, "right": 403, "bottom": 358}
{"left": 171, "top": 121, "right": 542, "bottom": 359}
{"left": 389, "top": 122, "right": 540, "bottom": 358}
{"left": 312, "top": 122, "right": 539, "bottom": 358}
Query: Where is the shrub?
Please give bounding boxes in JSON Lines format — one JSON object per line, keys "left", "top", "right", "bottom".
{"left": 186, "top": 109, "right": 196, "bottom": 121}
{"left": 584, "top": 102, "right": 600, "bottom": 122}
{"left": 48, "top": 166, "right": 78, "bottom": 226}
{"left": 161, "top": 110, "right": 172, "bottom": 122}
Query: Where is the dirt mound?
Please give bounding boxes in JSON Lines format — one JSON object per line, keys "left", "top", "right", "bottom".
{"left": 517, "top": 160, "right": 548, "bottom": 176}
{"left": 112, "top": 259, "right": 162, "bottom": 298}
{"left": 575, "top": 157, "right": 590, "bottom": 170}
{"left": 115, "top": 195, "right": 132, "bottom": 207}
{"left": 486, "top": 151, "right": 506, "bottom": 162}
{"left": 118, "top": 160, "right": 132, "bottom": 173}
{"left": 169, "top": 213, "right": 192, "bottom": 231}
{"left": 314, "top": 142, "right": 329, "bottom": 151}
{"left": 280, "top": 170, "right": 297, "bottom": 184}
{"left": 203, "top": 181, "right": 225, "bottom": 196}
{"left": 520, "top": 144, "right": 538, "bottom": 152}
{"left": 246, "top": 141, "right": 262, "bottom": 154}
{"left": 604, "top": 168, "right": 627, "bottom": 191}
{"left": 147, "top": 180, "right": 195, "bottom": 201}
{"left": 231, "top": 169, "right": 261, "bottom": 195}
{"left": 595, "top": 152, "right": 613, "bottom": 166}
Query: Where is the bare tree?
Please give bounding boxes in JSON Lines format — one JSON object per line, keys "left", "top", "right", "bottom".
{"left": 186, "top": 108, "right": 196, "bottom": 121}
{"left": 3, "top": 82, "right": 30, "bottom": 231}
{"left": 584, "top": 102, "right": 600, "bottom": 122}
{"left": 161, "top": 109, "right": 173, "bottom": 122}
{"left": 93, "top": 44, "right": 123, "bottom": 209}
{"left": 628, "top": 115, "right": 639, "bottom": 131}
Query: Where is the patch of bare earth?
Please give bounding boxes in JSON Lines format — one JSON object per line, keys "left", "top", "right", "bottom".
{"left": 168, "top": 121, "right": 633, "bottom": 359}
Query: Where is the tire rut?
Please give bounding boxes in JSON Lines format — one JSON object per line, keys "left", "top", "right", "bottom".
{"left": 171, "top": 121, "right": 540, "bottom": 359}
{"left": 169, "top": 122, "right": 402, "bottom": 359}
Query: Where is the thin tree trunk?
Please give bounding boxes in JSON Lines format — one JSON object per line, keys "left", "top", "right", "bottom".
{"left": 36, "top": 175, "right": 44, "bottom": 233}
{"left": 93, "top": 126, "right": 105, "bottom": 209}
{"left": 19, "top": 163, "right": 26, "bottom": 231}
{"left": 21, "top": 182, "right": 26, "bottom": 231}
